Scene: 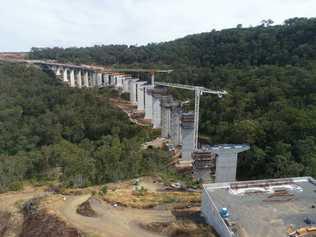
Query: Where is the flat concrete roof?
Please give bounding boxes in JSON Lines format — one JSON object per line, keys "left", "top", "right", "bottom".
{"left": 203, "top": 177, "right": 316, "bottom": 237}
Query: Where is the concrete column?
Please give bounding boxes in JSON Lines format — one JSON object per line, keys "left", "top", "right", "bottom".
{"left": 151, "top": 72, "right": 155, "bottom": 85}
{"left": 103, "top": 74, "right": 110, "bottom": 86}
{"left": 129, "top": 79, "right": 139, "bottom": 105}
{"left": 160, "top": 96, "right": 173, "bottom": 138}
{"left": 123, "top": 77, "right": 131, "bottom": 93}
{"left": 77, "top": 70, "right": 82, "bottom": 88}
{"left": 170, "top": 104, "right": 182, "bottom": 146}
{"left": 152, "top": 95, "right": 162, "bottom": 129}
{"left": 70, "top": 69, "right": 75, "bottom": 87}
{"left": 116, "top": 75, "right": 124, "bottom": 89}
{"left": 181, "top": 112, "right": 195, "bottom": 161}
{"left": 63, "top": 68, "right": 68, "bottom": 82}
{"left": 209, "top": 144, "right": 250, "bottom": 183}
{"left": 56, "top": 67, "right": 62, "bottom": 77}
{"left": 144, "top": 86, "right": 154, "bottom": 120}
{"left": 83, "top": 71, "right": 89, "bottom": 87}
{"left": 91, "top": 72, "right": 97, "bottom": 87}
{"left": 97, "top": 73, "right": 102, "bottom": 87}
{"left": 137, "top": 82, "right": 146, "bottom": 111}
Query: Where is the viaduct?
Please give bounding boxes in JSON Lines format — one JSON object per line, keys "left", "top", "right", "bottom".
{"left": 9, "top": 59, "right": 250, "bottom": 183}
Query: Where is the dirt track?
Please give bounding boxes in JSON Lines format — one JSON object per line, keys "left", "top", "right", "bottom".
{"left": 56, "top": 195, "right": 175, "bottom": 237}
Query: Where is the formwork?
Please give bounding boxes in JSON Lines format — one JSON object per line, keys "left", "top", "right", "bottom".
{"left": 192, "top": 150, "right": 216, "bottom": 183}
{"left": 181, "top": 112, "right": 195, "bottom": 161}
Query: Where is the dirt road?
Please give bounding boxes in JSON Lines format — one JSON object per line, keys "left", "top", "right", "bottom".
{"left": 56, "top": 195, "right": 175, "bottom": 237}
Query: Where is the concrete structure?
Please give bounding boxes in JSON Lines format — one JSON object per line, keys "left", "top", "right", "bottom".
{"left": 129, "top": 79, "right": 139, "bottom": 105}
{"left": 136, "top": 81, "right": 146, "bottom": 111}
{"left": 83, "top": 71, "right": 89, "bottom": 87}
{"left": 160, "top": 96, "right": 174, "bottom": 138}
{"left": 151, "top": 88, "right": 168, "bottom": 129}
{"left": 116, "top": 75, "right": 124, "bottom": 89}
{"left": 122, "top": 76, "right": 132, "bottom": 93}
{"left": 70, "top": 69, "right": 75, "bottom": 87}
{"left": 202, "top": 177, "right": 316, "bottom": 237}
{"left": 63, "top": 68, "right": 68, "bottom": 82}
{"left": 76, "top": 70, "right": 82, "bottom": 88}
{"left": 181, "top": 112, "right": 195, "bottom": 161}
{"left": 144, "top": 86, "right": 154, "bottom": 120}
{"left": 103, "top": 74, "right": 110, "bottom": 86}
{"left": 170, "top": 102, "right": 182, "bottom": 146}
{"left": 209, "top": 144, "right": 250, "bottom": 183}
{"left": 192, "top": 150, "right": 216, "bottom": 182}
{"left": 96, "top": 73, "right": 103, "bottom": 87}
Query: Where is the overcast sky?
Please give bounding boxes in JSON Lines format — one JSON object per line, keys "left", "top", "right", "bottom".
{"left": 0, "top": 0, "right": 315, "bottom": 52}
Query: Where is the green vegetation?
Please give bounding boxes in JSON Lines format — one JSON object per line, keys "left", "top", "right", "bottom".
{"left": 29, "top": 18, "right": 316, "bottom": 180}
{"left": 0, "top": 63, "right": 171, "bottom": 192}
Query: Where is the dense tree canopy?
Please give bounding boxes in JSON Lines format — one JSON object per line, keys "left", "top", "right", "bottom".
{"left": 28, "top": 17, "right": 316, "bottom": 180}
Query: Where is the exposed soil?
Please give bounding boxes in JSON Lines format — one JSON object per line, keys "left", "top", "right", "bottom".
{"left": 101, "top": 177, "right": 200, "bottom": 209}
{"left": 142, "top": 221, "right": 218, "bottom": 237}
{"left": 76, "top": 198, "right": 97, "bottom": 217}
{"left": 0, "top": 212, "right": 11, "bottom": 237}
{"left": 20, "top": 210, "right": 83, "bottom": 237}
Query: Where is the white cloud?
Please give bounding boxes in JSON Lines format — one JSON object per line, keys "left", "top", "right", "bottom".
{"left": 0, "top": 0, "right": 315, "bottom": 51}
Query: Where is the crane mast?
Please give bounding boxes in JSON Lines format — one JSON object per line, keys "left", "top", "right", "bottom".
{"left": 155, "top": 82, "right": 227, "bottom": 150}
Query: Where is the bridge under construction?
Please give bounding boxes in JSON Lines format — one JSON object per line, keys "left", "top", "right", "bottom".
{"left": 2, "top": 58, "right": 250, "bottom": 183}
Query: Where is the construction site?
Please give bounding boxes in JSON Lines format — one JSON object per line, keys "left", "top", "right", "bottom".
{"left": 1, "top": 57, "right": 315, "bottom": 237}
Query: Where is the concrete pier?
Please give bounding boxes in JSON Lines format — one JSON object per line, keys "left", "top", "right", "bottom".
{"left": 160, "top": 96, "right": 174, "bottom": 138}
{"left": 122, "top": 77, "right": 131, "bottom": 93}
{"left": 170, "top": 102, "right": 182, "bottom": 146}
{"left": 63, "top": 68, "right": 68, "bottom": 82}
{"left": 209, "top": 144, "right": 250, "bottom": 183}
{"left": 144, "top": 86, "right": 154, "bottom": 120}
{"left": 76, "top": 70, "right": 82, "bottom": 88}
{"left": 84, "top": 71, "right": 89, "bottom": 87}
{"left": 136, "top": 81, "right": 146, "bottom": 111}
{"left": 70, "top": 69, "right": 75, "bottom": 87}
{"left": 91, "top": 72, "right": 97, "bottom": 87}
{"left": 56, "top": 67, "right": 62, "bottom": 77}
{"left": 97, "top": 73, "right": 103, "bottom": 87}
{"left": 103, "top": 74, "right": 110, "bottom": 86}
{"left": 181, "top": 112, "right": 195, "bottom": 161}
{"left": 129, "top": 79, "right": 139, "bottom": 105}
{"left": 151, "top": 88, "right": 168, "bottom": 129}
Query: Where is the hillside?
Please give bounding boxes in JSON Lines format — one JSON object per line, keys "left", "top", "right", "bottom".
{"left": 29, "top": 17, "right": 316, "bottom": 180}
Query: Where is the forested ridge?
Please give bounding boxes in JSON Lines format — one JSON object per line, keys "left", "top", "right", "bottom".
{"left": 0, "top": 63, "right": 171, "bottom": 192}
{"left": 29, "top": 17, "right": 316, "bottom": 180}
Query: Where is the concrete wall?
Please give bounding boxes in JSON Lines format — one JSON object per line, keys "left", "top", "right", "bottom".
{"left": 201, "top": 189, "right": 234, "bottom": 237}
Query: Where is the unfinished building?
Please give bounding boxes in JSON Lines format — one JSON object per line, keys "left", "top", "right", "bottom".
{"left": 202, "top": 177, "right": 316, "bottom": 237}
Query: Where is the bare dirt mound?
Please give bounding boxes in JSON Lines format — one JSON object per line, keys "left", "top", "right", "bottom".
{"left": 142, "top": 221, "right": 218, "bottom": 237}
{"left": 20, "top": 210, "right": 84, "bottom": 237}
{"left": 0, "top": 212, "right": 11, "bottom": 237}
{"left": 76, "top": 198, "right": 97, "bottom": 217}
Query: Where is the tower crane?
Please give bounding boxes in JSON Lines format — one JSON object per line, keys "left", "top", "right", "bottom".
{"left": 155, "top": 82, "right": 227, "bottom": 150}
